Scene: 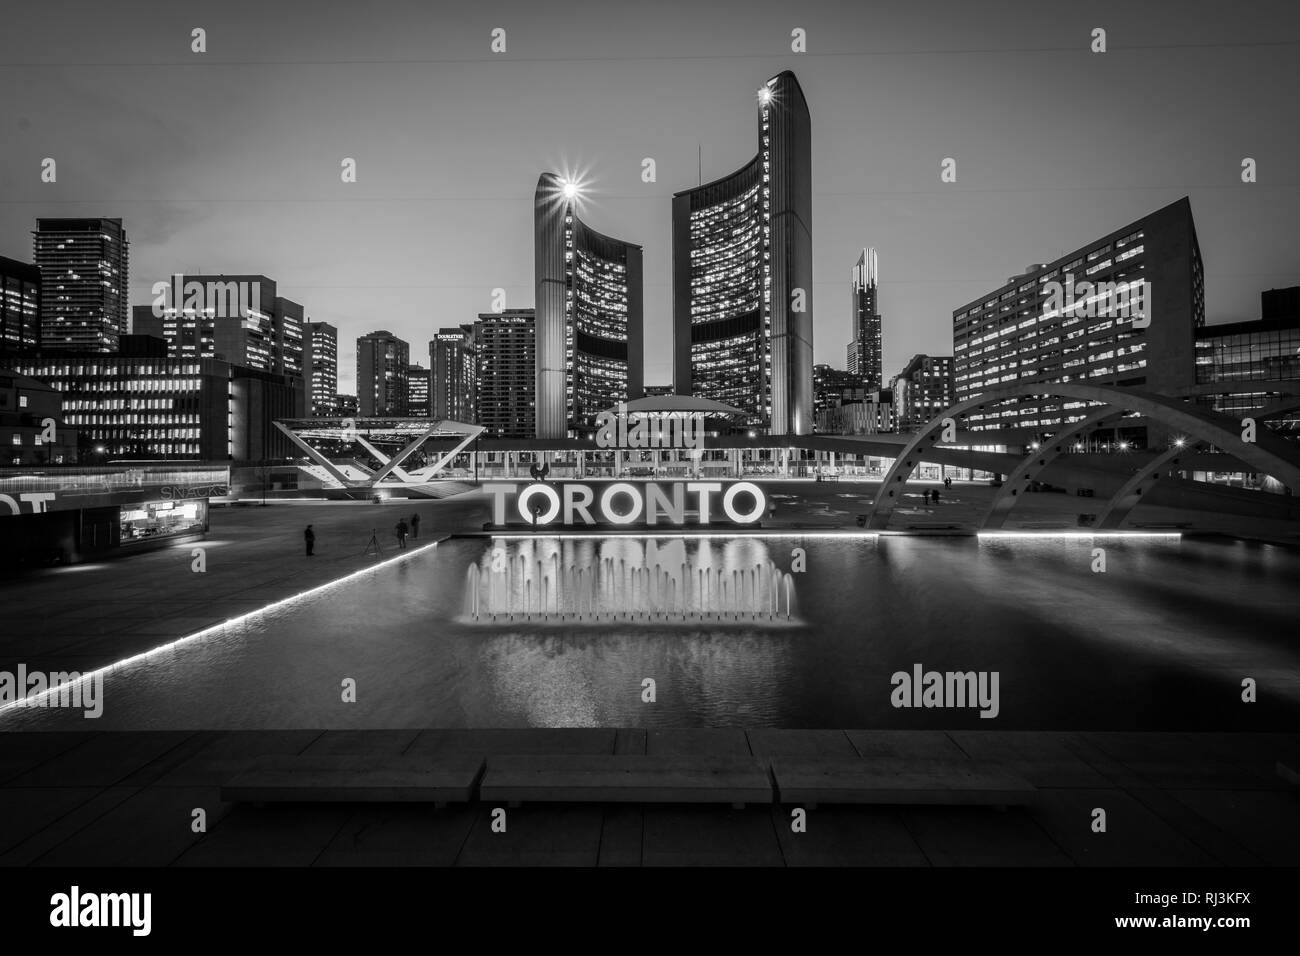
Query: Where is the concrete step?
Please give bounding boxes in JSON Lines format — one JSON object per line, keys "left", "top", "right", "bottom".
{"left": 220, "top": 754, "right": 485, "bottom": 805}
{"left": 479, "top": 754, "right": 773, "bottom": 807}
{"left": 770, "top": 757, "right": 1037, "bottom": 807}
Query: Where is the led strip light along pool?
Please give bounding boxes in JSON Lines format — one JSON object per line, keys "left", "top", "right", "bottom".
{"left": 976, "top": 531, "right": 1183, "bottom": 540}
{"left": 0, "top": 538, "right": 446, "bottom": 719}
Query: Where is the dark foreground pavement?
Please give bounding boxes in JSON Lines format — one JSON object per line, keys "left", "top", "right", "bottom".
{"left": 0, "top": 728, "right": 1295, "bottom": 867}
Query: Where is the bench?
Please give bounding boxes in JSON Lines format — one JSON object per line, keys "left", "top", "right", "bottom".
{"left": 220, "top": 754, "right": 485, "bottom": 806}
{"left": 769, "top": 757, "right": 1037, "bottom": 808}
{"left": 479, "top": 754, "right": 773, "bottom": 808}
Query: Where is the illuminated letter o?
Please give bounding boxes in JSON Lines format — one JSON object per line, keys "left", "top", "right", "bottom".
{"left": 517, "top": 483, "right": 561, "bottom": 525}
{"left": 600, "top": 482, "right": 643, "bottom": 524}
{"left": 722, "top": 481, "right": 766, "bottom": 524}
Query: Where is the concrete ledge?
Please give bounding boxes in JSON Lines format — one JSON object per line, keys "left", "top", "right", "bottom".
{"left": 479, "top": 755, "right": 773, "bottom": 806}
{"left": 771, "top": 757, "right": 1037, "bottom": 807}
{"left": 220, "top": 754, "right": 485, "bottom": 804}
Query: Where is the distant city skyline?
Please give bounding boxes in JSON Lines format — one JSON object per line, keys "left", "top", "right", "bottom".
{"left": 2, "top": 0, "right": 1298, "bottom": 394}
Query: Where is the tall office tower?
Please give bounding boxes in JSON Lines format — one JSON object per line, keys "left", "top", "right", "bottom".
{"left": 406, "top": 364, "right": 431, "bottom": 417}
{"left": 302, "top": 321, "right": 338, "bottom": 416}
{"left": 477, "top": 309, "right": 535, "bottom": 439}
{"left": 356, "top": 331, "right": 410, "bottom": 417}
{"left": 33, "top": 218, "right": 129, "bottom": 352}
{"left": 430, "top": 325, "right": 478, "bottom": 423}
{"left": 534, "top": 172, "right": 644, "bottom": 439}
{"left": 889, "top": 354, "right": 955, "bottom": 432}
{"left": 847, "top": 248, "right": 882, "bottom": 390}
{"left": 671, "top": 70, "right": 813, "bottom": 435}
{"left": 0, "top": 256, "right": 41, "bottom": 353}
{"left": 131, "top": 274, "right": 305, "bottom": 381}
{"left": 952, "top": 197, "right": 1204, "bottom": 436}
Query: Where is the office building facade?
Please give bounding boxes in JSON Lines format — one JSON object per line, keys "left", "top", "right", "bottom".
{"left": 534, "top": 172, "right": 643, "bottom": 439}
{"left": 131, "top": 274, "right": 305, "bottom": 383}
{"left": 1194, "top": 286, "right": 1300, "bottom": 427}
{"left": 477, "top": 310, "right": 535, "bottom": 439}
{"left": 33, "top": 218, "right": 129, "bottom": 352}
{"left": 356, "top": 331, "right": 409, "bottom": 417}
{"left": 2, "top": 353, "right": 301, "bottom": 460}
{"left": 0, "top": 256, "right": 41, "bottom": 354}
{"left": 671, "top": 70, "right": 814, "bottom": 436}
{"left": 952, "top": 197, "right": 1204, "bottom": 434}
{"left": 847, "top": 248, "right": 882, "bottom": 390}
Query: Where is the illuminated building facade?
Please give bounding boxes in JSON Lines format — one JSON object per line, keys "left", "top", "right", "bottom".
{"left": 1, "top": 352, "right": 300, "bottom": 460}
{"left": 430, "top": 325, "right": 478, "bottom": 423}
{"left": 131, "top": 275, "right": 305, "bottom": 387}
{"left": 1194, "top": 286, "right": 1300, "bottom": 429}
{"left": 302, "top": 321, "right": 338, "bottom": 416}
{"left": 847, "top": 248, "right": 882, "bottom": 390}
{"left": 672, "top": 70, "right": 813, "bottom": 436}
{"left": 356, "top": 331, "right": 409, "bottom": 417}
{"left": 0, "top": 256, "right": 41, "bottom": 354}
{"left": 477, "top": 309, "right": 535, "bottom": 439}
{"left": 534, "top": 172, "right": 644, "bottom": 439}
{"left": 33, "top": 218, "right": 129, "bottom": 353}
{"left": 890, "top": 354, "right": 954, "bottom": 432}
{"left": 407, "top": 364, "right": 430, "bottom": 417}
{"left": 952, "top": 197, "right": 1204, "bottom": 435}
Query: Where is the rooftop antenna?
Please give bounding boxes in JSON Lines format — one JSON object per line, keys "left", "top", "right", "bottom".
{"left": 698, "top": 144, "right": 702, "bottom": 186}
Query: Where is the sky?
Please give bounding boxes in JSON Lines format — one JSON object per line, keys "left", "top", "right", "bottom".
{"left": 2, "top": 0, "right": 1298, "bottom": 394}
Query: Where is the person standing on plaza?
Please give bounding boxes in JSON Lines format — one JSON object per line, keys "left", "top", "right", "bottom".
{"left": 304, "top": 524, "right": 315, "bottom": 557}
{"left": 410, "top": 512, "right": 420, "bottom": 540}
{"left": 395, "top": 519, "right": 409, "bottom": 550}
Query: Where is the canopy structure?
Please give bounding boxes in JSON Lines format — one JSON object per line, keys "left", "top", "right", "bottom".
{"left": 273, "top": 418, "right": 483, "bottom": 488}
{"left": 608, "top": 396, "right": 746, "bottom": 417}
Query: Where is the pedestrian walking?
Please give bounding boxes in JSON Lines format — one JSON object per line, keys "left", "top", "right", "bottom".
{"left": 932, "top": 488, "right": 941, "bottom": 504}
{"left": 410, "top": 513, "right": 420, "bottom": 539}
{"left": 922, "top": 489, "right": 931, "bottom": 505}
{"left": 944, "top": 476, "right": 952, "bottom": 490}
{"left": 395, "top": 519, "right": 409, "bottom": 550}
{"left": 304, "top": 524, "right": 315, "bottom": 557}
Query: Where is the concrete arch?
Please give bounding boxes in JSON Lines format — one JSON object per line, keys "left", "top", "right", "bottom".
{"left": 1095, "top": 444, "right": 1194, "bottom": 529}
{"left": 982, "top": 405, "right": 1126, "bottom": 528}
{"left": 866, "top": 383, "right": 1300, "bottom": 530}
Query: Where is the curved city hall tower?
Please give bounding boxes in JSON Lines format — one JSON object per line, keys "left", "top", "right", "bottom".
{"left": 672, "top": 71, "right": 813, "bottom": 435}
{"left": 534, "top": 172, "right": 644, "bottom": 439}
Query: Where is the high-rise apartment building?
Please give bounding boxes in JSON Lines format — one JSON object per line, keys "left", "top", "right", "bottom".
{"left": 302, "top": 321, "right": 338, "bottom": 416}
{"left": 407, "top": 364, "right": 430, "bottom": 417}
{"left": 33, "top": 218, "right": 129, "bottom": 352}
{"left": 356, "top": 331, "right": 409, "bottom": 417}
{"left": 477, "top": 309, "right": 535, "bottom": 439}
{"left": 534, "top": 172, "right": 643, "bottom": 438}
{"left": 890, "top": 354, "right": 954, "bottom": 432}
{"left": 671, "top": 70, "right": 813, "bottom": 435}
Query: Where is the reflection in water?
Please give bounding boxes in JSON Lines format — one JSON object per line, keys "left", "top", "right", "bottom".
{"left": 462, "top": 536, "right": 798, "bottom": 624}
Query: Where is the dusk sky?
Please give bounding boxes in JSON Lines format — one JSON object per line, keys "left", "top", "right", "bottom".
{"left": 2, "top": 0, "right": 1298, "bottom": 393}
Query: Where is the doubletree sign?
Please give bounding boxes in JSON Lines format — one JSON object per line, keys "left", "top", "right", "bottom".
{"left": 483, "top": 481, "right": 766, "bottom": 528}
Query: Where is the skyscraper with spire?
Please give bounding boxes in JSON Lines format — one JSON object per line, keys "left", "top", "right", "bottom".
{"left": 847, "top": 248, "right": 882, "bottom": 391}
